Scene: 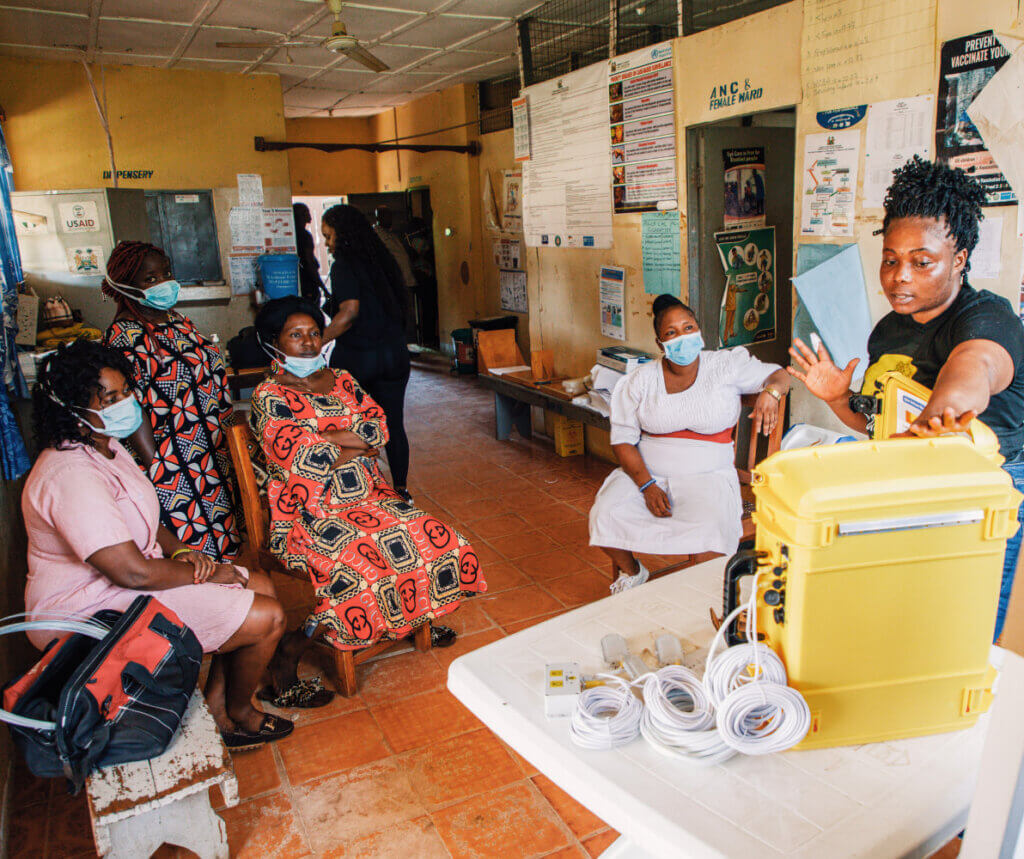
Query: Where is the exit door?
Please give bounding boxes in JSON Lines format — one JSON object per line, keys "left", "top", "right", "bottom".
{"left": 686, "top": 123, "right": 795, "bottom": 366}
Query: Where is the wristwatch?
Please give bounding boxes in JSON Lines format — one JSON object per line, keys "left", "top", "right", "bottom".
{"left": 762, "top": 386, "right": 782, "bottom": 402}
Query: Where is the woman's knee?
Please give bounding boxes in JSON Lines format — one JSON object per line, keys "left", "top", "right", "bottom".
{"left": 226, "top": 594, "right": 286, "bottom": 649}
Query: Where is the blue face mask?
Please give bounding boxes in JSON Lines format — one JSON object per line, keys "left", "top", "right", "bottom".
{"left": 106, "top": 277, "right": 180, "bottom": 310}
{"left": 80, "top": 395, "right": 144, "bottom": 439}
{"left": 661, "top": 331, "right": 704, "bottom": 366}
{"left": 260, "top": 339, "right": 326, "bottom": 378}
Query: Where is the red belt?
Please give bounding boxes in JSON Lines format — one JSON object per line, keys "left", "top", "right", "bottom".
{"left": 643, "top": 427, "right": 734, "bottom": 444}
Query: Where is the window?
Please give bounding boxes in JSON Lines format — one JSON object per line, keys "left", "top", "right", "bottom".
{"left": 144, "top": 190, "right": 222, "bottom": 284}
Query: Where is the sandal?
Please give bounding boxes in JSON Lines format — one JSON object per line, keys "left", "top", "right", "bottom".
{"left": 256, "top": 677, "right": 334, "bottom": 709}
{"left": 430, "top": 624, "right": 457, "bottom": 648}
{"left": 222, "top": 713, "right": 294, "bottom": 751}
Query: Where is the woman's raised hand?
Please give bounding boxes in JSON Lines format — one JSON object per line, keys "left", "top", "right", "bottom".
{"left": 787, "top": 337, "right": 859, "bottom": 404}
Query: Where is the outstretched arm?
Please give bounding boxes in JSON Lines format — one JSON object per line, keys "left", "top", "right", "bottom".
{"left": 787, "top": 337, "right": 867, "bottom": 434}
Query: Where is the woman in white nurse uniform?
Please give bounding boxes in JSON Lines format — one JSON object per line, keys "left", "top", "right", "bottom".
{"left": 589, "top": 294, "right": 791, "bottom": 592}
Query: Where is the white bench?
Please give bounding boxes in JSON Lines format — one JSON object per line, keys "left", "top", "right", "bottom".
{"left": 86, "top": 690, "right": 239, "bottom": 859}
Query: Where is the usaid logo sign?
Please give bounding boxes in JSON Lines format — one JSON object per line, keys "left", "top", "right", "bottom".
{"left": 58, "top": 200, "right": 100, "bottom": 233}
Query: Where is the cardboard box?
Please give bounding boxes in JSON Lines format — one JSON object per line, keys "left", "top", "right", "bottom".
{"left": 15, "top": 289, "right": 39, "bottom": 347}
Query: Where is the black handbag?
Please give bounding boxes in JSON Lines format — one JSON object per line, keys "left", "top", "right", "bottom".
{"left": 1, "top": 596, "right": 202, "bottom": 792}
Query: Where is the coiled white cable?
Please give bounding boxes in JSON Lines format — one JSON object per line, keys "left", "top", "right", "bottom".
{"left": 637, "top": 667, "right": 736, "bottom": 765}
{"left": 569, "top": 674, "right": 644, "bottom": 750}
{"left": 701, "top": 572, "right": 811, "bottom": 755}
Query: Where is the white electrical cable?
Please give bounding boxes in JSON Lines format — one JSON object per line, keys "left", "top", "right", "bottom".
{"left": 637, "top": 666, "right": 736, "bottom": 765}
{"left": 569, "top": 674, "right": 644, "bottom": 750}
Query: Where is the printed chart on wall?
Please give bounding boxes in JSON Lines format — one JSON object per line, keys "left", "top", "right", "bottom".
{"left": 800, "top": 130, "right": 860, "bottom": 236}
{"left": 864, "top": 96, "right": 934, "bottom": 208}
{"left": 723, "top": 148, "right": 765, "bottom": 229}
{"left": 608, "top": 41, "right": 677, "bottom": 214}
{"left": 502, "top": 170, "right": 523, "bottom": 232}
{"left": 599, "top": 266, "right": 626, "bottom": 340}
{"left": 715, "top": 228, "right": 775, "bottom": 347}
{"left": 522, "top": 64, "right": 613, "bottom": 248}
{"left": 936, "top": 30, "right": 1016, "bottom": 205}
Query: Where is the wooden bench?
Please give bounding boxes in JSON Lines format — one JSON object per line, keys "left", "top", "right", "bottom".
{"left": 225, "top": 421, "right": 431, "bottom": 698}
{"left": 86, "top": 691, "right": 238, "bottom": 859}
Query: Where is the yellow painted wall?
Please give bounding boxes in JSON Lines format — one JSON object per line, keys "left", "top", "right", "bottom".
{"left": 525, "top": 1, "right": 804, "bottom": 378}
{"left": 285, "top": 117, "right": 378, "bottom": 195}
{"left": 0, "top": 57, "right": 291, "bottom": 343}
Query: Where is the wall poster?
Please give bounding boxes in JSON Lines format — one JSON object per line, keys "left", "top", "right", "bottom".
{"left": 501, "top": 170, "right": 523, "bottom": 233}
{"left": 66, "top": 245, "right": 105, "bottom": 274}
{"left": 522, "top": 63, "right": 613, "bottom": 248}
{"left": 723, "top": 148, "right": 766, "bottom": 230}
{"left": 640, "top": 210, "right": 680, "bottom": 296}
{"left": 500, "top": 270, "right": 528, "bottom": 314}
{"left": 800, "top": 130, "right": 860, "bottom": 236}
{"left": 714, "top": 227, "right": 776, "bottom": 347}
{"left": 599, "top": 265, "right": 626, "bottom": 340}
{"left": 936, "top": 31, "right": 1016, "bottom": 205}
{"left": 609, "top": 41, "right": 677, "bottom": 213}
{"left": 864, "top": 95, "right": 934, "bottom": 208}
{"left": 512, "top": 96, "right": 531, "bottom": 162}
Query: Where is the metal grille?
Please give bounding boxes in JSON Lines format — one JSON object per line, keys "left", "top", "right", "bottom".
{"left": 615, "top": 0, "right": 677, "bottom": 55}
{"left": 518, "top": 0, "right": 612, "bottom": 87}
{"left": 478, "top": 76, "right": 518, "bottom": 134}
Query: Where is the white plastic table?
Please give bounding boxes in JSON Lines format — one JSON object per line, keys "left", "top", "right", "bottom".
{"left": 448, "top": 558, "right": 991, "bottom": 858}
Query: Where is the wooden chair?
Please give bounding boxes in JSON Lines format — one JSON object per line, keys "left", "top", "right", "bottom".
{"left": 225, "top": 422, "right": 430, "bottom": 698}
{"left": 648, "top": 390, "right": 788, "bottom": 577}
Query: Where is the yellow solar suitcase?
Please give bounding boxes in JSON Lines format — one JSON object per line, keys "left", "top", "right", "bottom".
{"left": 725, "top": 417, "right": 1021, "bottom": 749}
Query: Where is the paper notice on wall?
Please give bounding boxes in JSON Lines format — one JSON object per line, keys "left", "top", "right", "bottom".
{"left": 966, "top": 43, "right": 1024, "bottom": 205}
{"left": 493, "top": 238, "right": 522, "bottom": 270}
{"left": 937, "top": 31, "right": 1017, "bottom": 206}
{"left": 864, "top": 95, "right": 934, "bottom": 208}
{"left": 237, "top": 173, "right": 264, "bottom": 206}
{"left": 229, "top": 206, "right": 262, "bottom": 252}
{"left": 599, "top": 265, "right": 626, "bottom": 340}
{"left": 972, "top": 215, "right": 1003, "bottom": 280}
{"left": 512, "top": 96, "right": 531, "bottom": 161}
{"left": 499, "top": 269, "right": 528, "bottom": 313}
{"left": 66, "top": 245, "right": 105, "bottom": 275}
{"left": 640, "top": 211, "right": 680, "bottom": 296}
{"left": 723, "top": 148, "right": 766, "bottom": 230}
{"left": 522, "top": 63, "right": 613, "bottom": 248}
{"left": 609, "top": 41, "right": 677, "bottom": 213}
{"left": 800, "top": 130, "right": 860, "bottom": 237}
{"left": 501, "top": 170, "right": 523, "bottom": 233}
{"left": 261, "top": 207, "right": 297, "bottom": 253}
{"left": 58, "top": 201, "right": 100, "bottom": 233}
{"left": 229, "top": 254, "right": 258, "bottom": 295}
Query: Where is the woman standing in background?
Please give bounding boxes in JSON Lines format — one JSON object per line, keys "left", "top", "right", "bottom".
{"left": 103, "top": 240, "right": 241, "bottom": 561}
{"left": 321, "top": 204, "right": 414, "bottom": 500}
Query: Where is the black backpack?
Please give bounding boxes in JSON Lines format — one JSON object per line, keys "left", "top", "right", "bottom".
{"left": 1, "top": 596, "right": 202, "bottom": 792}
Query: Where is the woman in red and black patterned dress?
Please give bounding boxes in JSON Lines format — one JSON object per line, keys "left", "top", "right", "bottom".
{"left": 249, "top": 297, "right": 485, "bottom": 649}
{"left": 103, "top": 241, "right": 241, "bottom": 562}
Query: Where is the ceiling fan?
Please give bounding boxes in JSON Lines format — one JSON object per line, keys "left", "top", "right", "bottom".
{"left": 215, "top": 0, "right": 389, "bottom": 72}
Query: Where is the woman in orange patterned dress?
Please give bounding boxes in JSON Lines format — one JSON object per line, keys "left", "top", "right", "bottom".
{"left": 249, "top": 297, "right": 485, "bottom": 649}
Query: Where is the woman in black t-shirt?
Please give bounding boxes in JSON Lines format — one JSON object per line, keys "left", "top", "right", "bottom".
{"left": 788, "top": 156, "right": 1024, "bottom": 640}
{"left": 321, "top": 204, "right": 413, "bottom": 499}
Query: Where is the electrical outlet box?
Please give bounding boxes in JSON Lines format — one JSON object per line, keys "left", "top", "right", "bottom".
{"left": 544, "top": 662, "right": 582, "bottom": 718}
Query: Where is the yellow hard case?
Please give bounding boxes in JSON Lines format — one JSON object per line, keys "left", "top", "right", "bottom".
{"left": 741, "top": 376, "right": 1020, "bottom": 749}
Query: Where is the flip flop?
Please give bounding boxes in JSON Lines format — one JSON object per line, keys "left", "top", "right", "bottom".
{"left": 256, "top": 677, "right": 334, "bottom": 709}
{"left": 221, "top": 713, "right": 294, "bottom": 751}
{"left": 430, "top": 624, "right": 457, "bottom": 647}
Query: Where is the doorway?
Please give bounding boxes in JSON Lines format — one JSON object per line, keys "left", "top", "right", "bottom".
{"left": 347, "top": 189, "right": 439, "bottom": 348}
{"left": 685, "top": 110, "right": 796, "bottom": 366}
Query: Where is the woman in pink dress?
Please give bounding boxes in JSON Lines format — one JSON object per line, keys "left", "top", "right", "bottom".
{"left": 22, "top": 340, "right": 294, "bottom": 750}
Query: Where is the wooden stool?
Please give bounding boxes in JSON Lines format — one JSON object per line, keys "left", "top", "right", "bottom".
{"left": 86, "top": 691, "right": 238, "bottom": 859}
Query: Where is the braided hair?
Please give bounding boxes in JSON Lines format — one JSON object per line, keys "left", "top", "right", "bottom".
{"left": 32, "top": 339, "right": 134, "bottom": 451}
{"left": 878, "top": 155, "right": 986, "bottom": 272}
{"left": 322, "top": 205, "right": 408, "bottom": 322}
{"left": 103, "top": 240, "right": 172, "bottom": 329}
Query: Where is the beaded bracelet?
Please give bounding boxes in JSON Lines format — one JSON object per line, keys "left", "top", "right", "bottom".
{"left": 638, "top": 478, "right": 657, "bottom": 493}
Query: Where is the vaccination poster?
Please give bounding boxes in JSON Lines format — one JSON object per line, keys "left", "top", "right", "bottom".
{"left": 723, "top": 148, "right": 766, "bottom": 229}
{"left": 935, "top": 31, "right": 1016, "bottom": 205}
{"left": 714, "top": 227, "right": 776, "bottom": 347}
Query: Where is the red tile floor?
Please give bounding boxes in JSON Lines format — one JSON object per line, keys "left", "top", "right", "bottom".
{"left": 9, "top": 358, "right": 963, "bottom": 858}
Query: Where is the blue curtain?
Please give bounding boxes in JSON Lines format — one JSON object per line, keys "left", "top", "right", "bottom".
{"left": 0, "top": 120, "right": 31, "bottom": 480}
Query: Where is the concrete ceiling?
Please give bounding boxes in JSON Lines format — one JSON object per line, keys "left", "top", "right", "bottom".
{"left": 0, "top": 0, "right": 543, "bottom": 117}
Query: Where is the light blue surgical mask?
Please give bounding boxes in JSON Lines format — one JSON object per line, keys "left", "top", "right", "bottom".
{"left": 260, "top": 338, "right": 326, "bottom": 378}
{"left": 106, "top": 276, "right": 181, "bottom": 310}
{"left": 661, "top": 331, "right": 704, "bottom": 366}
{"left": 80, "top": 395, "right": 144, "bottom": 439}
